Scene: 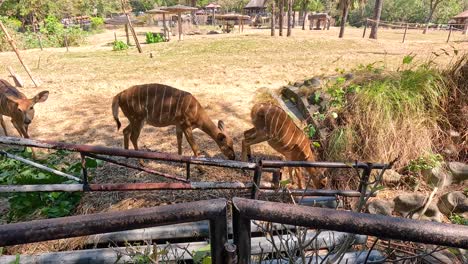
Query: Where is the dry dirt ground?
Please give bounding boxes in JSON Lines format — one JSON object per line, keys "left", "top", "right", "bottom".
{"left": 0, "top": 26, "right": 467, "bottom": 228}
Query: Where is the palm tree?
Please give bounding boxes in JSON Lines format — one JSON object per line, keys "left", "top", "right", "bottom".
{"left": 369, "top": 0, "right": 383, "bottom": 39}
{"left": 337, "top": 0, "right": 367, "bottom": 38}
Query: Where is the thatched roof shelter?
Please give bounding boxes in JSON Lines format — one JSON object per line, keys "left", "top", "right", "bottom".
{"left": 216, "top": 14, "right": 250, "bottom": 21}
{"left": 205, "top": 3, "right": 221, "bottom": 9}
{"left": 105, "top": 15, "right": 137, "bottom": 25}
{"left": 244, "top": 0, "right": 267, "bottom": 9}
{"left": 160, "top": 5, "right": 198, "bottom": 41}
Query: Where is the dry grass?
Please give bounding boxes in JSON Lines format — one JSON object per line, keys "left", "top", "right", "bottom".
{"left": 0, "top": 26, "right": 467, "bottom": 253}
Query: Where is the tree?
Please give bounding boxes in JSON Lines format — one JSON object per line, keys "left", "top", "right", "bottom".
{"left": 287, "top": 0, "right": 292, "bottom": 36}
{"left": 279, "top": 0, "right": 284, "bottom": 36}
{"left": 423, "top": 0, "right": 442, "bottom": 34}
{"left": 369, "top": 0, "right": 382, "bottom": 39}
{"left": 301, "top": 0, "right": 309, "bottom": 30}
{"left": 337, "top": 0, "right": 367, "bottom": 38}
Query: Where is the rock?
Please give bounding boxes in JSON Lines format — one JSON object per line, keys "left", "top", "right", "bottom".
{"left": 294, "top": 81, "right": 304, "bottom": 87}
{"left": 304, "top": 77, "right": 321, "bottom": 88}
{"left": 422, "top": 166, "right": 452, "bottom": 188}
{"left": 422, "top": 251, "right": 455, "bottom": 264}
{"left": 448, "top": 162, "right": 468, "bottom": 182}
{"left": 411, "top": 202, "right": 443, "bottom": 222}
{"left": 344, "top": 73, "right": 354, "bottom": 80}
{"left": 394, "top": 193, "right": 426, "bottom": 217}
{"left": 367, "top": 199, "right": 394, "bottom": 216}
{"left": 207, "top": 30, "right": 220, "bottom": 34}
{"left": 381, "top": 169, "right": 402, "bottom": 184}
{"left": 437, "top": 191, "right": 468, "bottom": 216}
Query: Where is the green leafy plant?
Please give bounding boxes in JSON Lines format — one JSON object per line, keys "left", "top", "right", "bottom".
{"left": 450, "top": 214, "right": 467, "bottom": 225}
{"left": 90, "top": 17, "right": 104, "bottom": 31}
{"left": 0, "top": 149, "right": 101, "bottom": 222}
{"left": 113, "top": 40, "right": 129, "bottom": 51}
{"left": 407, "top": 153, "right": 443, "bottom": 173}
{"left": 304, "top": 124, "right": 317, "bottom": 139}
{"left": 193, "top": 244, "right": 212, "bottom": 264}
{"left": 146, "top": 32, "right": 165, "bottom": 44}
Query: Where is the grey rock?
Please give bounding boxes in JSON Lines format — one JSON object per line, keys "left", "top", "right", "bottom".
{"left": 422, "top": 251, "right": 454, "bottom": 264}
{"left": 294, "top": 81, "right": 304, "bottom": 87}
{"left": 304, "top": 77, "right": 321, "bottom": 88}
{"left": 344, "top": 73, "right": 354, "bottom": 80}
{"left": 448, "top": 162, "right": 468, "bottom": 182}
{"left": 411, "top": 202, "right": 442, "bottom": 222}
{"left": 437, "top": 191, "right": 468, "bottom": 216}
{"left": 381, "top": 169, "right": 402, "bottom": 184}
{"left": 394, "top": 193, "right": 426, "bottom": 216}
{"left": 422, "top": 166, "right": 452, "bottom": 188}
{"left": 367, "top": 199, "right": 394, "bottom": 216}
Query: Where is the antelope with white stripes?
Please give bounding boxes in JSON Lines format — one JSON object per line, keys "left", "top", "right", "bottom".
{"left": 242, "top": 103, "right": 327, "bottom": 189}
{"left": 112, "top": 83, "right": 235, "bottom": 160}
{"left": 0, "top": 79, "right": 49, "bottom": 140}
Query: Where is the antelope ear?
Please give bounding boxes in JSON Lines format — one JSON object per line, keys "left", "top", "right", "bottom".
{"left": 217, "top": 132, "right": 227, "bottom": 142}
{"left": 5, "top": 95, "right": 21, "bottom": 105}
{"left": 32, "top": 91, "right": 49, "bottom": 103}
{"left": 217, "top": 120, "right": 225, "bottom": 131}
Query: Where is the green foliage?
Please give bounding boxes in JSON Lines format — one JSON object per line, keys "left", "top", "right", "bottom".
{"left": 42, "top": 15, "right": 63, "bottom": 35}
{"left": 326, "top": 77, "right": 347, "bottom": 108}
{"left": 450, "top": 214, "right": 468, "bottom": 225}
{"left": 145, "top": 32, "right": 165, "bottom": 44}
{"left": 193, "top": 244, "right": 211, "bottom": 264}
{"left": 304, "top": 124, "right": 317, "bottom": 139}
{"left": 407, "top": 153, "right": 443, "bottom": 173}
{"left": 0, "top": 149, "right": 101, "bottom": 222}
{"left": 113, "top": 40, "right": 129, "bottom": 51}
{"left": 90, "top": 17, "right": 104, "bottom": 31}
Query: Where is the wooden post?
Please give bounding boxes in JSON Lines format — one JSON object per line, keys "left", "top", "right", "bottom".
{"left": 463, "top": 21, "right": 468, "bottom": 35}
{"left": 241, "top": 11, "right": 244, "bottom": 32}
{"left": 177, "top": 12, "right": 183, "bottom": 41}
{"left": 0, "top": 21, "right": 39, "bottom": 87}
{"left": 36, "top": 33, "right": 43, "bottom": 51}
{"left": 114, "top": 31, "right": 117, "bottom": 42}
{"left": 402, "top": 23, "right": 408, "bottom": 43}
{"left": 121, "top": 0, "right": 142, "bottom": 53}
{"left": 238, "top": 16, "right": 241, "bottom": 33}
{"left": 362, "top": 19, "right": 368, "bottom": 38}
{"left": 162, "top": 14, "right": 169, "bottom": 41}
{"left": 212, "top": 8, "right": 215, "bottom": 26}
{"left": 271, "top": 2, "right": 275, "bottom": 36}
{"left": 64, "top": 34, "right": 69, "bottom": 52}
{"left": 124, "top": 24, "right": 130, "bottom": 45}
{"left": 7, "top": 66, "right": 24, "bottom": 87}
{"left": 446, "top": 25, "right": 452, "bottom": 43}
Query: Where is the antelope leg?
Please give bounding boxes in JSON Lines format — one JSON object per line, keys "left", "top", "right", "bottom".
{"left": 181, "top": 126, "right": 200, "bottom": 157}
{"left": 176, "top": 125, "right": 183, "bottom": 155}
{"left": 241, "top": 128, "right": 268, "bottom": 161}
{"left": 0, "top": 115, "right": 7, "bottom": 136}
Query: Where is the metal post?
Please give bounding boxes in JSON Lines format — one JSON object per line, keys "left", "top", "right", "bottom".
{"left": 224, "top": 243, "right": 237, "bottom": 263}
{"left": 402, "top": 23, "right": 408, "bottom": 43}
{"left": 362, "top": 18, "right": 368, "bottom": 38}
{"left": 80, "top": 153, "right": 89, "bottom": 187}
{"left": 358, "top": 163, "right": 372, "bottom": 196}
{"left": 186, "top": 162, "right": 191, "bottom": 180}
{"left": 446, "top": 25, "right": 453, "bottom": 43}
{"left": 272, "top": 169, "right": 281, "bottom": 188}
{"left": 209, "top": 202, "right": 228, "bottom": 264}
{"left": 233, "top": 203, "right": 251, "bottom": 264}
{"left": 251, "top": 161, "right": 263, "bottom": 199}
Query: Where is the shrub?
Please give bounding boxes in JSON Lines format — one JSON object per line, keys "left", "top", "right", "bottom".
{"left": 0, "top": 149, "right": 102, "bottom": 222}
{"left": 146, "top": 32, "right": 165, "bottom": 44}
{"left": 113, "top": 40, "right": 129, "bottom": 51}
{"left": 41, "top": 15, "right": 64, "bottom": 35}
{"left": 90, "top": 17, "right": 104, "bottom": 31}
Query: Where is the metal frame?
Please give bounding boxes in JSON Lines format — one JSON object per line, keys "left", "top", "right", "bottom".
{"left": 232, "top": 197, "right": 468, "bottom": 263}
{"left": 0, "top": 136, "right": 387, "bottom": 198}
{"left": 0, "top": 199, "right": 229, "bottom": 264}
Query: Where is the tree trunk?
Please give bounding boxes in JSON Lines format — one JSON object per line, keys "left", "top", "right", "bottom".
{"left": 190, "top": 0, "right": 197, "bottom": 25}
{"left": 369, "top": 0, "right": 383, "bottom": 39}
{"left": 292, "top": 10, "right": 296, "bottom": 28}
{"left": 339, "top": 4, "right": 349, "bottom": 38}
{"left": 302, "top": 11, "right": 308, "bottom": 30}
{"left": 423, "top": 0, "right": 441, "bottom": 34}
{"left": 279, "top": 0, "right": 284, "bottom": 36}
{"left": 271, "top": 2, "right": 276, "bottom": 36}
{"left": 287, "top": 0, "right": 292, "bottom": 36}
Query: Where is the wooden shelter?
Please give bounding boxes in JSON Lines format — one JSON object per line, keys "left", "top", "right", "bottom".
{"left": 146, "top": 8, "right": 171, "bottom": 41}
{"left": 205, "top": 3, "right": 221, "bottom": 25}
{"left": 452, "top": 10, "right": 468, "bottom": 34}
{"left": 161, "top": 5, "right": 198, "bottom": 41}
{"left": 216, "top": 14, "right": 250, "bottom": 33}
{"left": 105, "top": 15, "right": 138, "bottom": 45}
{"left": 308, "top": 13, "right": 331, "bottom": 30}
{"left": 244, "top": 0, "right": 267, "bottom": 16}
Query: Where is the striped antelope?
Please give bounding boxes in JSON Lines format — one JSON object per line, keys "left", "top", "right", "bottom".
{"left": 0, "top": 79, "right": 49, "bottom": 140}
{"left": 242, "top": 103, "right": 327, "bottom": 189}
{"left": 112, "top": 83, "right": 235, "bottom": 160}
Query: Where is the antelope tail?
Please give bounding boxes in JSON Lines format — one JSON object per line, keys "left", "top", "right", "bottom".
{"left": 112, "top": 94, "right": 122, "bottom": 131}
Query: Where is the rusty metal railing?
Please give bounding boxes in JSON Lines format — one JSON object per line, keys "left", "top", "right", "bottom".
{"left": 232, "top": 197, "right": 468, "bottom": 263}
{"left": 0, "top": 136, "right": 388, "bottom": 198}
{"left": 0, "top": 199, "right": 229, "bottom": 263}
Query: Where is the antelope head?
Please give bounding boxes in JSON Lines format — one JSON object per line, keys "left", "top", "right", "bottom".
{"left": 303, "top": 167, "right": 328, "bottom": 189}
{"left": 215, "top": 120, "right": 235, "bottom": 160}
{"left": 7, "top": 91, "right": 49, "bottom": 128}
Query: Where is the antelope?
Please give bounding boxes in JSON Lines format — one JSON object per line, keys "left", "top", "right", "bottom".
{"left": 0, "top": 79, "right": 49, "bottom": 140}
{"left": 242, "top": 103, "right": 327, "bottom": 189}
{"left": 112, "top": 83, "right": 235, "bottom": 160}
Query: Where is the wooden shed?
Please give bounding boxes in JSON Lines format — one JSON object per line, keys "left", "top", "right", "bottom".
{"left": 452, "top": 10, "right": 468, "bottom": 34}
{"left": 244, "top": 0, "right": 267, "bottom": 16}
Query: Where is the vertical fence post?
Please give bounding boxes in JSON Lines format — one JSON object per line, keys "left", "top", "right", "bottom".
{"left": 209, "top": 202, "right": 228, "bottom": 264}
{"left": 233, "top": 203, "right": 251, "bottom": 264}
{"left": 446, "top": 25, "right": 453, "bottom": 43}
{"left": 362, "top": 18, "right": 368, "bottom": 38}
{"left": 402, "top": 23, "right": 408, "bottom": 43}
{"left": 186, "top": 162, "right": 190, "bottom": 180}
{"left": 251, "top": 161, "right": 263, "bottom": 199}
{"left": 224, "top": 243, "right": 237, "bottom": 264}
{"left": 37, "top": 33, "right": 43, "bottom": 51}
{"left": 64, "top": 34, "right": 69, "bottom": 52}
{"left": 358, "top": 163, "right": 373, "bottom": 196}
{"left": 80, "top": 153, "right": 89, "bottom": 187}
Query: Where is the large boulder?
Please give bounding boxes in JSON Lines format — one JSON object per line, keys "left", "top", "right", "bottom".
{"left": 304, "top": 77, "right": 321, "bottom": 88}
{"left": 437, "top": 191, "right": 468, "bottom": 217}
{"left": 411, "top": 202, "right": 442, "bottom": 222}
{"left": 382, "top": 169, "right": 402, "bottom": 184}
{"left": 448, "top": 162, "right": 468, "bottom": 183}
{"left": 394, "top": 193, "right": 426, "bottom": 217}
{"left": 367, "top": 199, "right": 394, "bottom": 216}
{"left": 422, "top": 166, "right": 452, "bottom": 189}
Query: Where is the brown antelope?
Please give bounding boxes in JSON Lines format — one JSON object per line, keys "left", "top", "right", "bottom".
{"left": 112, "top": 83, "right": 235, "bottom": 160}
{"left": 0, "top": 79, "right": 49, "bottom": 140}
{"left": 242, "top": 103, "right": 327, "bottom": 189}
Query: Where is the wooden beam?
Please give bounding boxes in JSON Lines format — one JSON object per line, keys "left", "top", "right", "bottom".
{"left": 0, "top": 21, "right": 40, "bottom": 87}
